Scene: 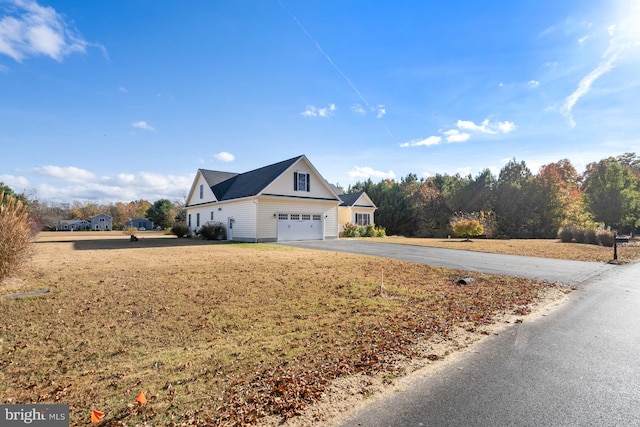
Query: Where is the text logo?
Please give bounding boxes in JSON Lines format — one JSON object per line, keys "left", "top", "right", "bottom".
{"left": 1, "top": 405, "right": 69, "bottom": 427}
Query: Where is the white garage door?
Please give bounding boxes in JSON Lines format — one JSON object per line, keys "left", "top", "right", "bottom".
{"left": 277, "top": 213, "right": 323, "bottom": 242}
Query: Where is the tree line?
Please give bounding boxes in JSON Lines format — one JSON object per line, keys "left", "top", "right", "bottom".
{"left": 348, "top": 153, "right": 640, "bottom": 238}
{"left": 2, "top": 153, "right": 639, "bottom": 239}
{"left": 0, "top": 185, "right": 185, "bottom": 232}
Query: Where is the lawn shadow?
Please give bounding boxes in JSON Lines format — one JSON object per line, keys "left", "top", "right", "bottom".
{"left": 35, "top": 236, "right": 229, "bottom": 250}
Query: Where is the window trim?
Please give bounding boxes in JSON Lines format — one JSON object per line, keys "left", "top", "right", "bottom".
{"left": 294, "top": 172, "right": 310, "bottom": 192}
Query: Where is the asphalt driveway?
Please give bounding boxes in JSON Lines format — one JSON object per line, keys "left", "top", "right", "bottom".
{"left": 282, "top": 240, "right": 640, "bottom": 426}
{"left": 282, "top": 239, "right": 613, "bottom": 286}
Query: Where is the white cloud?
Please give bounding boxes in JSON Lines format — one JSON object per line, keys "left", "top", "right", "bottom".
{"left": 0, "top": 174, "right": 30, "bottom": 189}
{"left": 376, "top": 105, "right": 386, "bottom": 119}
{"left": 301, "top": 103, "right": 336, "bottom": 118}
{"left": 443, "top": 129, "right": 471, "bottom": 143}
{"left": 400, "top": 136, "right": 442, "bottom": 148}
{"left": 457, "top": 118, "right": 516, "bottom": 134}
{"left": 351, "top": 103, "right": 366, "bottom": 115}
{"left": 214, "top": 151, "right": 235, "bottom": 162}
{"left": 119, "top": 86, "right": 128, "bottom": 93}
{"left": 527, "top": 80, "right": 540, "bottom": 88}
{"left": 32, "top": 165, "right": 96, "bottom": 182}
{"left": 401, "top": 117, "right": 514, "bottom": 150}
{"left": 0, "top": 0, "right": 92, "bottom": 62}
{"left": 348, "top": 166, "right": 396, "bottom": 180}
{"left": 132, "top": 121, "right": 155, "bottom": 131}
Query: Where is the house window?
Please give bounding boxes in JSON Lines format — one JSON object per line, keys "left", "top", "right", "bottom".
{"left": 356, "top": 213, "right": 370, "bottom": 226}
{"left": 290, "top": 214, "right": 300, "bottom": 220}
{"left": 302, "top": 214, "right": 311, "bottom": 220}
{"left": 188, "top": 214, "right": 191, "bottom": 227}
{"left": 278, "top": 213, "right": 288, "bottom": 220}
{"left": 294, "top": 172, "right": 310, "bottom": 192}
{"left": 196, "top": 213, "right": 200, "bottom": 227}
{"left": 199, "top": 184, "right": 203, "bottom": 199}
{"left": 313, "top": 214, "right": 322, "bottom": 221}
{"left": 211, "top": 211, "right": 214, "bottom": 221}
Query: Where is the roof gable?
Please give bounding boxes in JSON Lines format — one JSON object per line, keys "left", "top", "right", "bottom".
{"left": 339, "top": 191, "right": 377, "bottom": 208}
{"left": 187, "top": 155, "right": 342, "bottom": 205}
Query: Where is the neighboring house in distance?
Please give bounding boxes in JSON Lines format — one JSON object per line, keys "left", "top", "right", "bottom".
{"left": 184, "top": 155, "right": 342, "bottom": 242}
{"left": 56, "top": 214, "right": 113, "bottom": 231}
{"left": 90, "top": 213, "right": 113, "bottom": 231}
{"left": 337, "top": 191, "right": 377, "bottom": 229}
{"left": 57, "top": 219, "right": 91, "bottom": 231}
{"left": 124, "top": 218, "right": 154, "bottom": 230}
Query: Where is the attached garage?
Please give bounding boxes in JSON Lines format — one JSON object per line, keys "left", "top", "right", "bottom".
{"left": 185, "top": 155, "right": 341, "bottom": 242}
{"left": 277, "top": 213, "right": 323, "bottom": 242}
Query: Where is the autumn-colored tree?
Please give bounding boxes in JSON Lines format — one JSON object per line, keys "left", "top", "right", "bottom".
{"left": 413, "top": 181, "right": 451, "bottom": 237}
{"left": 70, "top": 200, "right": 100, "bottom": 220}
{"left": 450, "top": 218, "right": 483, "bottom": 240}
{"left": 534, "top": 159, "right": 588, "bottom": 237}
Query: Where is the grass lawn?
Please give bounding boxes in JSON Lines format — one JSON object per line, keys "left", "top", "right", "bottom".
{"left": 1, "top": 232, "right": 576, "bottom": 426}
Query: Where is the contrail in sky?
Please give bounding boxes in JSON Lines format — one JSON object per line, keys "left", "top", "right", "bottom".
{"left": 278, "top": 0, "right": 393, "bottom": 137}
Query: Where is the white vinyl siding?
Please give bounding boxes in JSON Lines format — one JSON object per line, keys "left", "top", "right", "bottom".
{"left": 187, "top": 172, "right": 217, "bottom": 206}
{"left": 186, "top": 199, "right": 257, "bottom": 241}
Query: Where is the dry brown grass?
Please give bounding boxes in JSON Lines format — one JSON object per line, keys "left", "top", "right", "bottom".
{"left": 1, "top": 232, "right": 567, "bottom": 426}
{"left": 377, "top": 236, "right": 640, "bottom": 263}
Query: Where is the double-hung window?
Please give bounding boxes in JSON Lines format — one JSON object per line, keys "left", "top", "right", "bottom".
{"left": 356, "top": 213, "right": 370, "bottom": 226}
{"left": 294, "top": 172, "right": 310, "bottom": 192}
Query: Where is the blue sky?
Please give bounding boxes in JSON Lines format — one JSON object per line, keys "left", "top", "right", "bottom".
{"left": 1, "top": 0, "right": 639, "bottom": 203}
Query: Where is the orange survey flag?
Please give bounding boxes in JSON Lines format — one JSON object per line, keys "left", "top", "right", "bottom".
{"left": 91, "top": 409, "right": 105, "bottom": 423}
{"left": 135, "top": 391, "right": 147, "bottom": 405}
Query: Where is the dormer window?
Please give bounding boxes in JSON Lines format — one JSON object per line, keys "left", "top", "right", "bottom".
{"left": 199, "top": 184, "right": 204, "bottom": 199}
{"left": 294, "top": 172, "right": 310, "bottom": 192}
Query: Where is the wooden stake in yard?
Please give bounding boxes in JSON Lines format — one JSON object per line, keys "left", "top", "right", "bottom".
{"left": 379, "top": 267, "right": 385, "bottom": 297}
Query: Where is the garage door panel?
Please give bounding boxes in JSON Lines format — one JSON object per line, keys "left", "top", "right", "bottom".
{"left": 278, "top": 213, "right": 323, "bottom": 241}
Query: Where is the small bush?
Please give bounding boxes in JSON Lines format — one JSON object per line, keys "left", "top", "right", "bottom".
{"left": 558, "top": 227, "right": 574, "bottom": 243}
{"left": 597, "top": 230, "right": 615, "bottom": 247}
{"left": 584, "top": 229, "right": 597, "bottom": 245}
{"left": 572, "top": 228, "right": 586, "bottom": 244}
{"left": 363, "top": 224, "right": 376, "bottom": 237}
{"left": 122, "top": 226, "right": 138, "bottom": 236}
{"left": 451, "top": 218, "right": 483, "bottom": 240}
{"left": 0, "top": 191, "right": 34, "bottom": 281}
{"left": 198, "top": 222, "right": 226, "bottom": 240}
{"left": 375, "top": 227, "right": 386, "bottom": 237}
{"left": 342, "top": 222, "right": 360, "bottom": 238}
{"left": 171, "top": 222, "right": 190, "bottom": 238}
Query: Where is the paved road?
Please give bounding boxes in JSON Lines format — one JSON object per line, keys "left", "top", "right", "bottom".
{"left": 283, "top": 240, "right": 613, "bottom": 285}
{"left": 336, "top": 261, "right": 640, "bottom": 427}
{"left": 282, "top": 240, "right": 639, "bottom": 426}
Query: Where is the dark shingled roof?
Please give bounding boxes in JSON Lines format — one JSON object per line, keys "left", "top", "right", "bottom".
{"left": 200, "top": 156, "right": 304, "bottom": 201}
{"left": 338, "top": 191, "right": 365, "bottom": 207}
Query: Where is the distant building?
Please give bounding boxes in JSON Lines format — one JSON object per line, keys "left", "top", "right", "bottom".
{"left": 124, "top": 218, "right": 154, "bottom": 230}
{"left": 57, "top": 214, "right": 113, "bottom": 231}
{"left": 57, "top": 219, "right": 91, "bottom": 231}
